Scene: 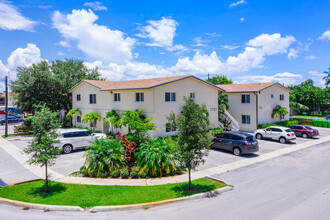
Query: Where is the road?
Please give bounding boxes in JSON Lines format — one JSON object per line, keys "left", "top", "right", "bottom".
{"left": 0, "top": 140, "right": 329, "bottom": 220}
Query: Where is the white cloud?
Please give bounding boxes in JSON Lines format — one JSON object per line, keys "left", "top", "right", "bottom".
{"left": 308, "top": 71, "right": 328, "bottom": 87}
{"left": 220, "top": 45, "right": 240, "bottom": 50}
{"left": 288, "top": 48, "right": 298, "bottom": 59}
{"left": 0, "top": 44, "right": 42, "bottom": 91}
{"left": 240, "top": 17, "right": 245, "bottom": 22}
{"left": 0, "top": 1, "right": 37, "bottom": 31}
{"left": 56, "top": 40, "right": 71, "bottom": 48}
{"left": 246, "top": 33, "right": 296, "bottom": 55}
{"left": 240, "top": 72, "right": 303, "bottom": 85}
{"left": 318, "top": 30, "right": 330, "bottom": 41}
{"left": 85, "top": 60, "right": 171, "bottom": 81}
{"left": 305, "top": 55, "right": 317, "bottom": 60}
{"left": 229, "top": 0, "right": 247, "bottom": 8}
{"left": 83, "top": 1, "right": 107, "bottom": 11}
{"left": 137, "top": 17, "right": 186, "bottom": 52}
{"left": 52, "top": 9, "right": 135, "bottom": 64}
{"left": 192, "top": 37, "right": 209, "bottom": 47}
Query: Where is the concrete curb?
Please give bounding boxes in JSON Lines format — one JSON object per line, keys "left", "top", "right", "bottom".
{"left": 0, "top": 197, "right": 84, "bottom": 212}
{"left": 0, "top": 177, "right": 233, "bottom": 212}
{"left": 10, "top": 178, "right": 42, "bottom": 186}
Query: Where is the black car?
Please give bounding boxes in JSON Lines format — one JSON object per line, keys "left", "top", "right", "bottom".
{"left": 211, "top": 131, "right": 259, "bottom": 156}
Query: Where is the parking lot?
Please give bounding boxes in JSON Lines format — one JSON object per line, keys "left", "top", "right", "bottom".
{"left": 5, "top": 126, "right": 330, "bottom": 176}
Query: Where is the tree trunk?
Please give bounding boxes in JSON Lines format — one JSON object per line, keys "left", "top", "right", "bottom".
{"left": 45, "top": 162, "right": 49, "bottom": 193}
{"left": 188, "top": 168, "right": 191, "bottom": 189}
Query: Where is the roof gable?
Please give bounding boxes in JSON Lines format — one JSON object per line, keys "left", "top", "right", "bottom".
{"left": 217, "top": 82, "right": 292, "bottom": 93}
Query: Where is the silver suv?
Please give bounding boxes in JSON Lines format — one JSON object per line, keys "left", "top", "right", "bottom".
{"left": 254, "top": 126, "right": 296, "bottom": 144}
{"left": 55, "top": 129, "right": 106, "bottom": 154}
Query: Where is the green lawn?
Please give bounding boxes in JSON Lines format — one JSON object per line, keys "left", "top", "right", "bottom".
{"left": 0, "top": 178, "right": 227, "bottom": 208}
{"left": 291, "top": 115, "right": 326, "bottom": 119}
{"left": 1, "top": 133, "right": 31, "bottom": 139}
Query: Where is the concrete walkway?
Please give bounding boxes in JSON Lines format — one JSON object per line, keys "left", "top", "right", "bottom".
{"left": 1, "top": 135, "right": 330, "bottom": 186}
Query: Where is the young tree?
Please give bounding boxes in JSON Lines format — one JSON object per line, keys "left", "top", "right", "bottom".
{"left": 206, "top": 75, "right": 233, "bottom": 85}
{"left": 176, "top": 97, "right": 213, "bottom": 189}
{"left": 66, "top": 109, "right": 81, "bottom": 127}
{"left": 11, "top": 59, "right": 102, "bottom": 114}
{"left": 82, "top": 112, "right": 101, "bottom": 132}
{"left": 23, "top": 106, "right": 61, "bottom": 193}
{"left": 271, "top": 105, "right": 289, "bottom": 121}
{"left": 118, "top": 108, "right": 156, "bottom": 138}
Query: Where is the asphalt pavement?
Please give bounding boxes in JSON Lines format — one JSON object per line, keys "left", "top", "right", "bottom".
{"left": 0, "top": 140, "right": 329, "bottom": 219}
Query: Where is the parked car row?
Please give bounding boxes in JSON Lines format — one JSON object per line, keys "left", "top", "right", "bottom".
{"left": 212, "top": 124, "right": 320, "bottom": 156}
{"left": 0, "top": 115, "right": 23, "bottom": 125}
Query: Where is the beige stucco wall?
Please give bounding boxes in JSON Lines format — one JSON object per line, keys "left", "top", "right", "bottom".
{"left": 226, "top": 92, "right": 257, "bottom": 132}
{"left": 258, "top": 84, "right": 290, "bottom": 124}
{"left": 71, "top": 78, "right": 220, "bottom": 137}
{"left": 151, "top": 77, "right": 219, "bottom": 137}
{"left": 225, "top": 84, "right": 291, "bottom": 132}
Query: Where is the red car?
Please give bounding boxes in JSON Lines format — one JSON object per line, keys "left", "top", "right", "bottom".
{"left": 289, "top": 125, "right": 319, "bottom": 138}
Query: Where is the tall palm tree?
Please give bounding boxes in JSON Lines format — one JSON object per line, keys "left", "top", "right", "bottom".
{"left": 323, "top": 68, "right": 330, "bottom": 86}
{"left": 218, "top": 94, "right": 229, "bottom": 117}
{"left": 66, "top": 109, "right": 81, "bottom": 127}
{"left": 82, "top": 112, "right": 101, "bottom": 132}
{"left": 271, "top": 105, "right": 289, "bottom": 121}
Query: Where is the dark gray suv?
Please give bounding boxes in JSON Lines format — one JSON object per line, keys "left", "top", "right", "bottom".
{"left": 211, "top": 132, "right": 259, "bottom": 156}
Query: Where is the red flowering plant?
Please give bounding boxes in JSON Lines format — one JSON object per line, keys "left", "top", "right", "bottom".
{"left": 116, "top": 132, "right": 137, "bottom": 173}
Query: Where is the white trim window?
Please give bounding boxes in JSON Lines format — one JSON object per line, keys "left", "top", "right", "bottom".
{"left": 114, "top": 93, "right": 121, "bottom": 102}
{"left": 89, "top": 94, "right": 96, "bottom": 104}
{"left": 165, "top": 92, "right": 176, "bottom": 102}
{"left": 271, "top": 94, "right": 274, "bottom": 99}
{"left": 77, "top": 94, "right": 81, "bottom": 101}
{"left": 190, "top": 93, "right": 196, "bottom": 99}
{"left": 77, "top": 115, "right": 81, "bottom": 123}
{"left": 136, "top": 92, "right": 144, "bottom": 102}
{"left": 280, "top": 94, "right": 284, "bottom": 101}
{"left": 242, "top": 115, "right": 251, "bottom": 124}
{"left": 280, "top": 114, "right": 285, "bottom": 120}
{"left": 241, "top": 94, "right": 250, "bottom": 104}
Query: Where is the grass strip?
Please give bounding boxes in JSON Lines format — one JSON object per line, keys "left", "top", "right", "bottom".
{"left": 0, "top": 178, "right": 226, "bottom": 208}
{"left": 1, "top": 133, "right": 31, "bottom": 139}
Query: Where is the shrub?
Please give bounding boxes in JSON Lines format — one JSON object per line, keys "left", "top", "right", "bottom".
{"left": 136, "top": 137, "right": 179, "bottom": 177}
{"left": 139, "top": 171, "right": 147, "bottom": 178}
{"left": 80, "top": 166, "right": 88, "bottom": 176}
{"left": 110, "top": 169, "right": 120, "bottom": 178}
{"left": 99, "top": 172, "right": 109, "bottom": 178}
{"left": 120, "top": 168, "right": 129, "bottom": 178}
{"left": 212, "top": 128, "right": 225, "bottom": 135}
{"left": 130, "top": 168, "right": 140, "bottom": 178}
{"left": 82, "top": 138, "right": 124, "bottom": 178}
{"left": 258, "top": 120, "right": 299, "bottom": 129}
{"left": 22, "top": 116, "right": 35, "bottom": 132}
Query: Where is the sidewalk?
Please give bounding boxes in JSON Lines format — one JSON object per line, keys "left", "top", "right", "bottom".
{"left": 1, "top": 135, "right": 330, "bottom": 186}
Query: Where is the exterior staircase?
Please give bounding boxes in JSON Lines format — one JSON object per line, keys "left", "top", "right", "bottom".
{"left": 219, "top": 110, "right": 240, "bottom": 131}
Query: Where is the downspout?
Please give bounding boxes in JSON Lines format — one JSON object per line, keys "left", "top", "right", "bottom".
{"left": 255, "top": 92, "right": 259, "bottom": 129}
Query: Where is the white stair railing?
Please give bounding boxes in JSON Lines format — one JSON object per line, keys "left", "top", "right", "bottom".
{"left": 219, "top": 110, "right": 240, "bottom": 131}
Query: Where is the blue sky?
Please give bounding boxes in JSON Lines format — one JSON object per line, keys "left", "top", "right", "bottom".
{"left": 0, "top": 0, "right": 329, "bottom": 91}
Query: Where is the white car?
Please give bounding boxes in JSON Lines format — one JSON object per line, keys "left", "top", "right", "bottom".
{"left": 254, "top": 126, "right": 296, "bottom": 144}
{"left": 55, "top": 128, "right": 107, "bottom": 154}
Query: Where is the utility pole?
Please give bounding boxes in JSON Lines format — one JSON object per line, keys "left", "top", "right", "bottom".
{"left": 5, "top": 76, "right": 8, "bottom": 137}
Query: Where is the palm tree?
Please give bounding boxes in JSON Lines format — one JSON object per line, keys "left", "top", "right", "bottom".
{"left": 271, "top": 105, "right": 289, "bottom": 121}
{"left": 323, "top": 68, "right": 330, "bottom": 86}
{"left": 82, "top": 112, "right": 101, "bottom": 132}
{"left": 218, "top": 94, "right": 229, "bottom": 117}
{"left": 66, "top": 109, "right": 81, "bottom": 127}
{"left": 104, "top": 110, "right": 121, "bottom": 134}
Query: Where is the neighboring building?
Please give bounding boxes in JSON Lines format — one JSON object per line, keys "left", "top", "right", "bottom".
{"left": 69, "top": 75, "right": 223, "bottom": 137}
{"left": 218, "top": 82, "right": 292, "bottom": 132}
{"left": 0, "top": 92, "right": 14, "bottom": 107}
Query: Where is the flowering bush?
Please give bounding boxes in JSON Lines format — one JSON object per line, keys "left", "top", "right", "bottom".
{"left": 116, "top": 132, "right": 137, "bottom": 173}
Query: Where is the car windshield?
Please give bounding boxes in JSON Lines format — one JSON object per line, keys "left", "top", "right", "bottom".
{"left": 304, "top": 126, "right": 313, "bottom": 130}
{"left": 285, "top": 129, "right": 292, "bottom": 132}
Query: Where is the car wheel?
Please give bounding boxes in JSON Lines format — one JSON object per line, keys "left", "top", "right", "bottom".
{"left": 256, "top": 133, "right": 262, "bottom": 140}
{"left": 233, "top": 147, "right": 242, "bottom": 156}
{"left": 302, "top": 133, "right": 308, "bottom": 138}
{"left": 279, "top": 137, "right": 286, "bottom": 144}
{"left": 62, "top": 144, "right": 73, "bottom": 154}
